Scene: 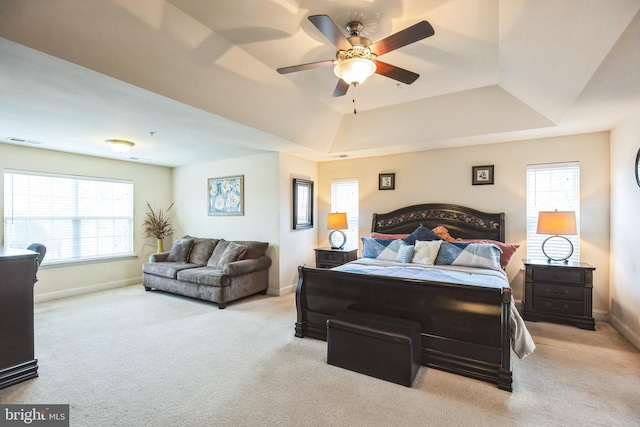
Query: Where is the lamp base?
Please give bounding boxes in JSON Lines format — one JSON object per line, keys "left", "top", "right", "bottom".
{"left": 329, "top": 230, "right": 347, "bottom": 250}
{"left": 542, "top": 235, "right": 574, "bottom": 263}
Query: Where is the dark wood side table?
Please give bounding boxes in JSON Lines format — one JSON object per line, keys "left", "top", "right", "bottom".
{"left": 523, "top": 259, "right": 595, "bottom": 330}
{"left": 314, "top": 248, "right": 357, "bottom": 269}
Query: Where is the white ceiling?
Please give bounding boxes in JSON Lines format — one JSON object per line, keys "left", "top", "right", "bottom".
{"left": 0, "top": 0, "right": 639, "bottom": 167}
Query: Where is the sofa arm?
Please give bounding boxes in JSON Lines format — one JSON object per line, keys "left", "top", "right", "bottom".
{"left": 225, "top": 255, "right": 272, "bottom": 276}
{"left": 149, "top": 252, "right": 170, "bottom": 262}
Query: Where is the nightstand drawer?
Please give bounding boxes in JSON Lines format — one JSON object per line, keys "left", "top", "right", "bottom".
{"left": 533, "top": 297, "right": 584, "bottom": 316}
{"left": 317, "top": 251, "right": 345, "bottom": 263}
{"left": 533, "top": 268, "right": 584, "bottom": 285}
{"left": 532, "top": 283, "right": 583, "bottom": 301}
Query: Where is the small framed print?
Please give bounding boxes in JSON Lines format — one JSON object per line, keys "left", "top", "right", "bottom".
{"left": 379, "top": 173, "right": 395, "bottom": 190}
{"left": 472, "top": 165, "right": 494, "bottom": 185}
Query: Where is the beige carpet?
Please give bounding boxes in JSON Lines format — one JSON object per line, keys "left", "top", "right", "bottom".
{"left": 1, "top": 285, "right": 639, "bottom": 427}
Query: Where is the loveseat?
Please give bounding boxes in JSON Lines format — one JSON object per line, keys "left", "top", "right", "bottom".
{"left": 142, "top": 236, "right": 271, "bottom": 309}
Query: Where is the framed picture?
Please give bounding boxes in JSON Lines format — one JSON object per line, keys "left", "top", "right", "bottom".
{"left": 208, "top": 175, "right": 244, "bottom": 216}
{"left": 379, "top": 173, "right": 395, "bottom": 190}
{"left": 472, "top": 165, "right": 494, "bottom": 185}
{"left": 292, "top": 178, "right": 313, "bottom": 229}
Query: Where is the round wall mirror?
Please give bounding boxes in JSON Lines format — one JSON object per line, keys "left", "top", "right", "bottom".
{"left": 636, "top": 148, "right": 640, "bottom": 187}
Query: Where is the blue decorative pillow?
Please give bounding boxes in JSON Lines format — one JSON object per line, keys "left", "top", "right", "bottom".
{"left": 402, "top": 224, "right": 442, "bottom": 245}
{"left": 361, "top": 237, "right": 404, "bottom": 261}
{"left": 434, "top": 242, "right": 502, "bottom": 271}
{"left": 395, "top": 241, "right": 415, "bottom": 263}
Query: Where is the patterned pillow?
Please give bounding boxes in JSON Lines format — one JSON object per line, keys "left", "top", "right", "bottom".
{"left": 411, "top": 240, "right": 443, "bottom": 265}
{"left": 361, "top": 237, "right": 404, "bottom": 261}
{"left": 402, "top": 224, "right": 442, "bottom": 245}
{"left": 395, "top": 241, "right": 415, "bottom": 263}
{"left": 463, "top": 239, "right": 520, "bottom": 269}
{"left": 434, "top": 242, "right": 502, "bottom": 271}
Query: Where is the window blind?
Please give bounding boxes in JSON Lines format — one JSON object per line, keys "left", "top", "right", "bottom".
{"left": 526, "top": 162, "right": 580, "bottom": 262}
{"left": 330, "top": 179, "right": 359, "bottom": 250}
{"left": 4, "top": 169, "right": 134, "bottom": 265}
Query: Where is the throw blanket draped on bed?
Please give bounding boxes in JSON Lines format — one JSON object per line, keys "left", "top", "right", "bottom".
{"left": 332, "top": 258, "right": 536, "bottom": 359}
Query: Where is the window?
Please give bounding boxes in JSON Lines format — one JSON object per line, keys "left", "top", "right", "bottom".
{"left": 4, "top": 170, "right": 134, "bottom": 265}
{"left": 526, "top": 163, "right": 580, "bottom": 262}
{"left": 330, "top": 179, "right": 359, "bottom": 250}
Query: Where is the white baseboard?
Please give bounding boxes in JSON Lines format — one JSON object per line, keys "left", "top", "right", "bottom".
{"left": 34, "top": 278, "right": 141, "bottom": 303}
{"left": 267, "top": 282, "right": 296, "bottom": 296}
{"left": 609, "top": 314, "right": 640, "bottom": 351}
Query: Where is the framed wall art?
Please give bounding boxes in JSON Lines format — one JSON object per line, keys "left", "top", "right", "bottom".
{"left": 208, "top": 175, "right": 244, "bottom": 216}
{"left": 292, "top": 178, "right": 313, "bottom": 229}
{"left": 379, "top": 173, "right": 395, "bottom": 190}
{"left": 472, "top": 165, "right": 494, "bottom": 185}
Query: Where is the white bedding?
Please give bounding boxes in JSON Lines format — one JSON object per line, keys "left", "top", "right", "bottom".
{"left": 332, "top": 258, "right": 536, "bottom": 359}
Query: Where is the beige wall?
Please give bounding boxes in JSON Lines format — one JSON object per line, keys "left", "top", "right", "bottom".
{"left": 278, "top": 153, "right": 318, "bottom": 293}
{"left": 172, "top": 152, "right": 281, "bottom": 293}
{"left": 610, "top": 113, "right": 640, "bottom": 349}
{"left": 0, "top": 143, "right": 173, "bottom": 300}
{"left": 319, "top": 132, "right": 611, "bottom": 315}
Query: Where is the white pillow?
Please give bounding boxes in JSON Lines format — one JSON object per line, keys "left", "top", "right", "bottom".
{"left": 411, "top": 240, "right": 443, "bottom": 265}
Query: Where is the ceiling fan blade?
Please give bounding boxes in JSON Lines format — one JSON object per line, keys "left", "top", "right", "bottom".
{"left": 370, "top": 21, "right": 434, "bottom": 56}
{"left": 332, "top": 79, "right": 350, "bottom": 97}
{"left": 277, "top": 60, "right": 334, "bottom": 74}
{"left": 375, "top": 61, "right": 420, "bottom": 85}
{"left": 308, "top": 15, "right": 352, "bottom": 51}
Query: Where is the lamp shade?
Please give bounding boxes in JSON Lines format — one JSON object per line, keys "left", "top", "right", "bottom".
{"left": 327, "top": 212, "right": 348, "bottom": 230}
{"left": 334, "top": 58, "right": 376, "bottom": 85}
{"left": 536, "top": 211, "right": 577, "bottom": 235}
{"left": 105, "top": 139, "right": 135, "bottom": 154}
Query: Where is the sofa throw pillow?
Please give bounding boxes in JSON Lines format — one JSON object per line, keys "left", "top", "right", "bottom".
{"left": 402, "top": 224, "right": 442, "bottom": 245}
{"left": 434, "top": 242, "right": 502, "bottom": 271}
{"left": 361, "top": 237, "right": 404, "bottom": 261}
{"left": 411, "top": 240, "right": 443, "bottom": 265}
{"left": 188, "top": 238, "right": 219, "bottom": 265}
{"left": 207, "top": 239, "right": 230, "bottom": 267}
{"left": 166, "top": 238, "right": 194, "bottom": 263}
{"left": 217, "top": 242, "right": 248, "bottom": 269}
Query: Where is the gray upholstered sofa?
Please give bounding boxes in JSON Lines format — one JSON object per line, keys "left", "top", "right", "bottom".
{"left": 142, "top": 236, "right": 271, "bottom": 309}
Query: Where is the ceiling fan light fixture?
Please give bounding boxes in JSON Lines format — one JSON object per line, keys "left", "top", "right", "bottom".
{"left": 105, "top": 139, "right": 135, "bottom": 154}
{"left": 334, "top": 57, "right": 376, "bottom": 85}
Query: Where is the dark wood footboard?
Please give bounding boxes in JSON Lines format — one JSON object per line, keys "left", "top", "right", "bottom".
{"left": 295, "top": 266, "right": 513, "bottom": 391}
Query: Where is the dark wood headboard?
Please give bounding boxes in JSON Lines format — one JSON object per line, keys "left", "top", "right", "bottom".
{"left": 371, "top": 203, "right": 505, "bottom": 242}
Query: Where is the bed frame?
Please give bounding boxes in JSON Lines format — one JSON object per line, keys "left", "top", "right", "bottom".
{"left": 295, "top": 203, "right": 513, "bottom": 391}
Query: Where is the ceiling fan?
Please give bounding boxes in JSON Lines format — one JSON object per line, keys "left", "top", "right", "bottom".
{"left": 277, "top": 14, "right": 435, "bottom": 97}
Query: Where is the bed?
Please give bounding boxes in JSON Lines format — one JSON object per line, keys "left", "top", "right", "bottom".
{"left": 295, "top": 203, "right": 534, "bottom": 391}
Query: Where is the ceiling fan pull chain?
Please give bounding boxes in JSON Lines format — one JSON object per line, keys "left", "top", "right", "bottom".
{"left": 352, "top": 98, "right": 357, "bottom": 114}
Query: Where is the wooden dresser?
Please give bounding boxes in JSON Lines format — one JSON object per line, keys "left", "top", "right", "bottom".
{"left": 0, "top": 247, "right": 39, "bottom": 389}
{"left": 523, "top": 259, "right": 595, "bottom": 330}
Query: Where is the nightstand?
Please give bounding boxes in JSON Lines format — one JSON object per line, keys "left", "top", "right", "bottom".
{"left": 314, "top": 248, "right": 357, "bottom": 269}
{"left": 523, "top": 259, "right": 595, "bottom": 330}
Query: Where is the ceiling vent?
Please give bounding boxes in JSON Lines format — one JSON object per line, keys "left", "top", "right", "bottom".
{"left": 5, "top": 137, "right": 45, "bottom": 145}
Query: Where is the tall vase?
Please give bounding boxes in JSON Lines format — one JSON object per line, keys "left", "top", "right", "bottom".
{"left": 156, "top": 239, "right": 164, "bottom": 253}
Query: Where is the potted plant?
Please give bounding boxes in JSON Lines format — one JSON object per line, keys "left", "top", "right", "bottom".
{"left": 142, "top": 202, "right": 174, "bottom": 253}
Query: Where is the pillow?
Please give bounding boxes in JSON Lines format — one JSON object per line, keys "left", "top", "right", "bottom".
{"left": 361, "top": 237, "right": 404, "bottom": 261}
{"left": 166, "top": 238, "right": 194, "bottom": 263}
{"left": 402, "top": 224, "right": 443, "bottom": 245}
{"left": 432, "top": 225, "right": 461, "bottom": 242}
{"left": 395, "top": 242, "right": 415, "bottom": 263}
{"left": 411, "top": 240, "right": 443, "bottom": 265}
{"left": 217, "top": 242, "right": 248, "bottom": 269}
{"left": 463, "top": 239, "right": 520, "bottom": 269}
{"left": 188, "top": 238, "right": 219, "bottom": 265}
{"left": 207, "top": 239, "right": 230, "bottom": 267}
{"left": 435, "top": 242, "right": 502, "bottom": 271}
{"left": 370, "top": 232, "right": 410, "bottom": 240}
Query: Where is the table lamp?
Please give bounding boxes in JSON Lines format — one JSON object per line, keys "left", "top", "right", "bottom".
{"left": 327, "top": 212, "right": 348, "bottom": 250}
{"left": 536, "top": 210, "right": 577, "bottom": 263}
